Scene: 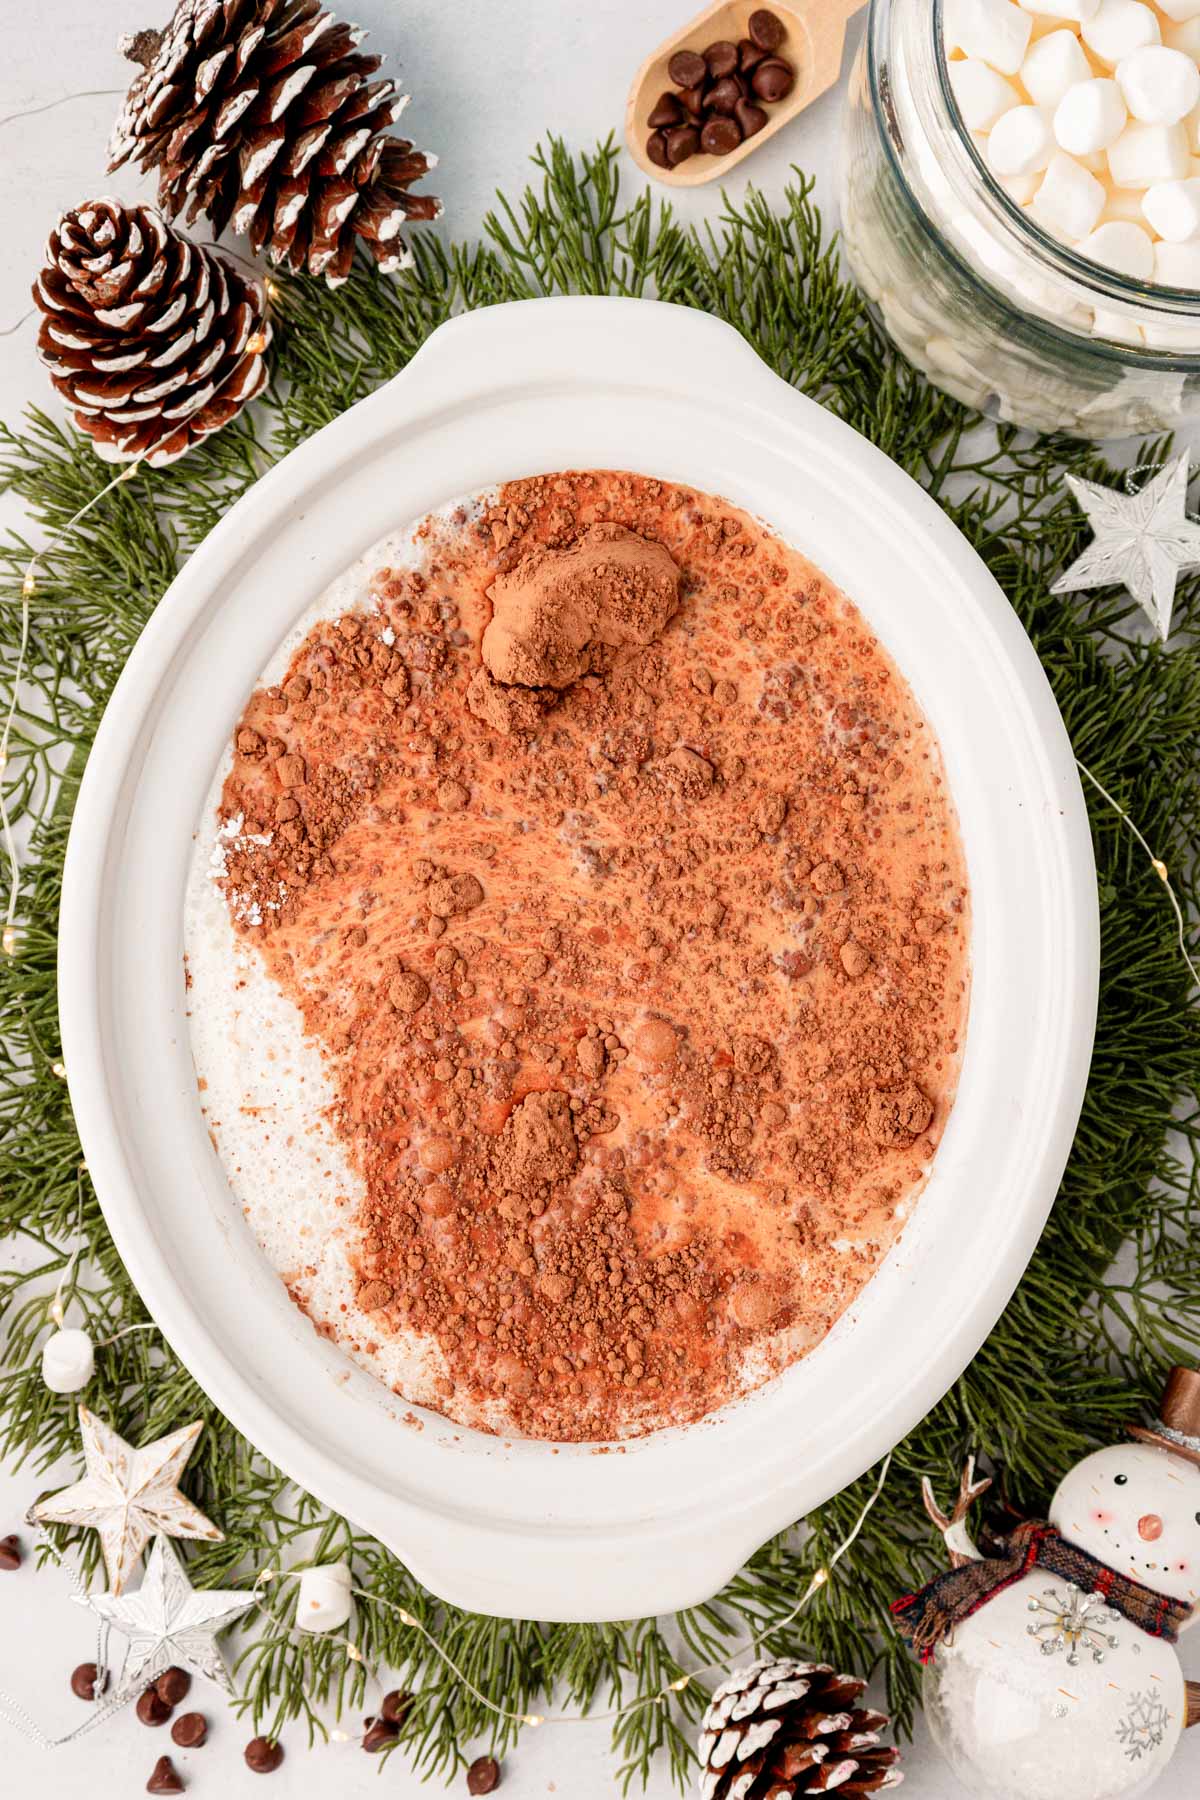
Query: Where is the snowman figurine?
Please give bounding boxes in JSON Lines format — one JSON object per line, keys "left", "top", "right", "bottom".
{"left": 895, "top": 1366, "right": 1200, "bottom": 1800}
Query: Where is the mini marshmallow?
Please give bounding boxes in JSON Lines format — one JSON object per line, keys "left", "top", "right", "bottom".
{"left": 1142, "top": 177, "right": 1200, "bottom": 240}
{"left": 1090, "top": 306, "right": 1147, "bottom": 344}
{"left": 1075, "top": 218, "right": 1156, "bottom": 275}
{"left": 944, "top": 0, "right": 1033, "bottom": 74}
{"left": 1053, "top": 78, "right": 1127, "bottom": 153}
{"left": 999, "top": 167, "right": 1042, "bottom": 202}
{"left": 988, "top": 103, "right": 1055, "bottom": 172}
{"left": 1016, "top": 0, "right": 1099, "bottom": 15}
{"left": 950, "top": 58, "right": 1023, "bottom": 129}
{"left": 1153, "top": 236, "right": 1200, "bottom": 284}
{"left": 1156, "top": 0, "right": 1200, "bottom": 21}
{"left": 41, "top": 1328, "right": 95, "bottom": 1395}
{"left": 295, "top": 1561, "right": 354, "bottom": 1633}
{"left": 1108, "top": 119, "right": 1191, "bottom": 185}
{"left": 1164, "top": 17, "right": 1200, "bottom": 57}
{"left": 1031, "top": 149, "right": 1108, "bottom": 237}
{"left": 1081, "top": 0, "right": 1161, "bottom": 67}
{"left": 1116, "top": 45, "right": 1200, "bottom": 124}
{"left": 1019, "top": 29, "right": 1093, "bottom": 108}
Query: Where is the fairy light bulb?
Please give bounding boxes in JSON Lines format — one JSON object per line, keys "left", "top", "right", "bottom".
{"left": 247, "top": 331, "right": 268, "bottom": 354}
{"left": 2, "top": 926, "right": 16, "bottom": 955}
{"left": 51, "top": 1059, "right": 67, "bottom": 1080}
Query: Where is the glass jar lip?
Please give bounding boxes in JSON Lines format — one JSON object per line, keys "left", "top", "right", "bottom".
{"left": 929, "top": 0, "right": 1199, "bottom": 313}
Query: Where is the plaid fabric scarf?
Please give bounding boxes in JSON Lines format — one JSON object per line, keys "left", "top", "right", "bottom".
{"left": 892, "top": 1520, "right": 1193, "bottom": 1662}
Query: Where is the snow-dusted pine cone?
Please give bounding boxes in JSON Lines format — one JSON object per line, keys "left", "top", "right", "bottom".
{"left": 33, "top": 198, "right": 269, "bottom": 467}
{"left": 106, "top": 0, "right": 441, "bottom": 287}
{"left": 698, "top": 1659, "right": 902, "bottom": 1799}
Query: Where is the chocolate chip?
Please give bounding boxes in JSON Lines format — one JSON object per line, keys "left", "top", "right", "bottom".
{"left": 363, "top": 1717, "right": 400, "bottom": 1753}
{"left": 0, "top": 1534, "right": 20, "bottom": 1571}
{"left": 647, "top": 92, "right": 683, "bottom": 129}
{"left": 171, "top": 1712, "right": 207, "bottom": 1748}
{"left": 748, "top": 8, "right": 787, "bottom": 52}
{"left": 664, "top": 125, "right": 701, "bottom": 166}
{"left": 735, "top": 98, "right": 769, "bottom": 139}
{"left": 646, "top": 131, "right": 670, "bottom": 169}
{"left": 137, "top": 1686, "right": 173, "bottom": 1727}
{"left": 156, "top": 1667, "right": 191, "bottom": 1708}
{"left": 467, "top": 1756, "right": 502, "bottom": 1795}
{"left": 706, "top": 75, "right": 745, "bottom": 116}
{"left": 667, "top": 48, "right": 707, "bottom": 88}
{"left": 704, "top": 40, "right": 739, "bottom": 78}
{"left": 738, "top": 37, "right": 767, "bottom": 73}
{"left": 701, "top": 116, "right": 742, "bottom": 156}
{"left": 70, "top": 1661, "right": 106, "bottom": 1701}
{"left": 244, "top": 1736, "right": 284, "bottom": 1774}
{"left": 146, "top": 1756, "right": 184, "bottom": 1795}
{"left": 677, "top": 82, "right": 707, "bottom": 120}
{"left": 380, "top": 1689, "right": 412, "bottom": 1724}
{"left": 752, "top": 58, "right": 795, "bottom": 103}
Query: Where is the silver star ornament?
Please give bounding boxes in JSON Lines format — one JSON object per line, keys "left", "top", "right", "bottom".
{"left": 1052, "top": 450, "right": 1200, "bottom": 641}
{"left": 81, "top": 1533, "right": 255, "bottom": 1703}
{"left": 29, "top": 1407, "right": 221, "bottom": 1593}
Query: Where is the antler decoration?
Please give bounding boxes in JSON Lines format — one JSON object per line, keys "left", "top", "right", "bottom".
{"left": 921, "top": 1455, "right": 993, "bottom": 1568}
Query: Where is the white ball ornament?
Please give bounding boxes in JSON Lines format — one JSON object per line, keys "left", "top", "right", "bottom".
{"left": 294, "top": 1560, "right": 354, "bottom": 1634}
{"left": 41, "top": 1327, "right": 95, "bottom": 1394}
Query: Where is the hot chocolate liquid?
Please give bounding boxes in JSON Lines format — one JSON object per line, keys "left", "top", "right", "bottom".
{"left": 185, "top": 469, "right": 969, "bottom": 1441}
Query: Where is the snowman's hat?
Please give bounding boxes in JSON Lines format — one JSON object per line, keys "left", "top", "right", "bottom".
{"left": 1128, "top": 1364, "right": 1200, "bottom": 1468}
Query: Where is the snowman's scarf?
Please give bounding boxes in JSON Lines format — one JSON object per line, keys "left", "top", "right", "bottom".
{"left": 891, "top": 1521, "right": 1193, "bottom": 1661}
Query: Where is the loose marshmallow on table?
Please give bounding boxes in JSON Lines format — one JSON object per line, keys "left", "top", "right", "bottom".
{"left": 989, "top": 103, "right": 1055, "bottom": 171}
{"left": 1031, "top": 149, "right": 1108, "bottom": 235}
{"left": 1116, "top": 45, "right": 1200, "bottom": 123}
{"left": 1108, "top": 119, "right": 1191, "bottom": 184}
{"left": 1081, "top": 0, "right": 1161, "bottom": 66}
{"left": 1053, "top": 78, "right": 1127, "bottom": 152}
{"left": 1075, "top": 217, "right": 1156, "bottom": 274}
{"left": 950, "top": 58, "right": 1022, "bottom": 129}
{"left": 945, "top": 0, "right": 1033, "bottom": 72}
{"left": 1142, "top": 176, "right": 1200, "bottom": 239}
{"left": 1020, "top": 28, "right": 1093, "bottom": 105}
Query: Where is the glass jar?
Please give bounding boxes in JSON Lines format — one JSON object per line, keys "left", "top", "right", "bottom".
{"left": 838, "top": 0, "right": 1200, "bottom": 439}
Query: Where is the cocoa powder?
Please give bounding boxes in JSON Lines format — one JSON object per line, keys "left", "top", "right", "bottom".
{"left": 206, "top": 468, "right": 969, "bottom": 1440}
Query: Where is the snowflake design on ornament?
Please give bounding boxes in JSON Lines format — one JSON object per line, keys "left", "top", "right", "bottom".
{"left": 1115, "top": 1689, "right": 1172, "bottom": 1762}
{"left": 1025, "top": 1583, "right": 1121, "bottom": 1665}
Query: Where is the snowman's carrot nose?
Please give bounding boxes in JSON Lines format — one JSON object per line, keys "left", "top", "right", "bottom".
{"left": 1138, "top": 1513, "right": 1164, "bottom": 1540}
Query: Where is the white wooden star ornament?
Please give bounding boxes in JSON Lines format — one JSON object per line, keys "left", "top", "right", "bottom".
{"left": 1052, "top": 450, "right": 1200, "bottom": 641}
{"left": 81, "top": 1534, "right": 255, "bottom": 1705}
{"left": 29, "top": 1407, "right": 221, "bottom": 1594}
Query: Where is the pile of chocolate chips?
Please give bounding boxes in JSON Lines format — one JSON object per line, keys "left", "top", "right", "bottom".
{"left": 646, "top": 9, "right": 795, "bottom": 169}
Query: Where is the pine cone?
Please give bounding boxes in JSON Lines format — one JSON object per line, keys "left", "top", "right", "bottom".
{"left": 698, "top": 1659, "right": 902, "bottom": 1799}
{"left": 107, "top": 0, "right": 441, "bottom": 288}
{"left": 34, "top": 198, "right": 269, "bottom": 468}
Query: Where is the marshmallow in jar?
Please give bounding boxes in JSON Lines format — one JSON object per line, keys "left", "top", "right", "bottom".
{"left": 838, "top": 0, "right": 1200, "bottom": 438}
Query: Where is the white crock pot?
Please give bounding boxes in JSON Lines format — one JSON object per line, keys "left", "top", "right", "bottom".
{"left": 58, "top": 297, "right": 1098, "bottom": 1622}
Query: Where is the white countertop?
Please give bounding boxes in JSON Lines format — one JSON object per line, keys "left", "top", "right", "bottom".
{"left": 0, "top": 2, "right": 1196, "bottom": 1796}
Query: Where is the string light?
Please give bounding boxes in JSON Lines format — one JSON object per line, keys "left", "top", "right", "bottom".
{"left": 247, "top": 1452, "right": 893, "bottom": 1747}
{"left": 1075, "top": 757, "right": 1200, "bottom": 990}
{"left": 50, "top": 1060, "right": 67, "bottom": 1080}
{"left": 246, "top": 331, "right": 269, "bottom": 354}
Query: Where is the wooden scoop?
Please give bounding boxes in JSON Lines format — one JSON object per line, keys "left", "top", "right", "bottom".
{"left": 626, "top": 0, "right": 866, "bottom": 188}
